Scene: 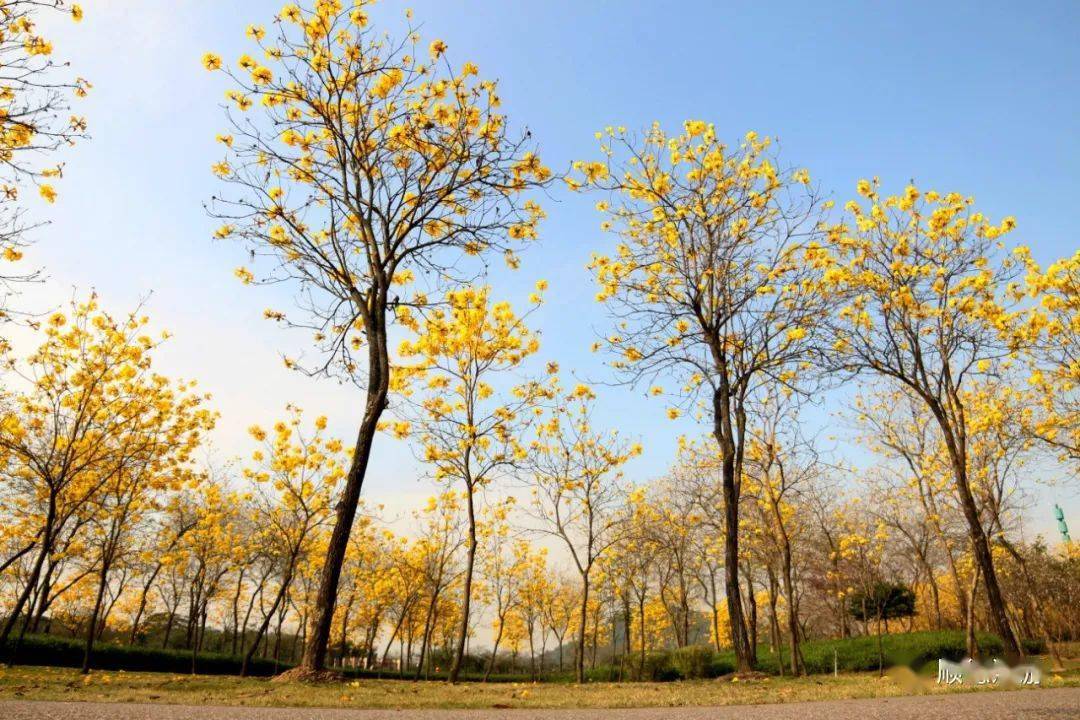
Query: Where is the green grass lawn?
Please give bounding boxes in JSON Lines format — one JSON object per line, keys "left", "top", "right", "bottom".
{"left": 0, "top": 661, "right": 1076, "bottom": 710}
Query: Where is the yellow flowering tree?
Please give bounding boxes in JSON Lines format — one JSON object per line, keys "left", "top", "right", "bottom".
{"left": 635, "top": 479, "right": 701, "bottom": 650}
{"left": 812, "top": 179, "right": 1024, "bottom": 657}
{"left": 477, "top": 501, "right": 528, "bottom": 681}
{"left": 204, "top": 0, "right": 551, "bottom": 674}
{"left": 78, "top": 418, "right": 213, "bottom": 673}
{"left": 396, "top": 284, "right": 542, "bottom": 682}
{"left": 0, "top": 0, "right": 89, "bottom": 319}
{"left": 1013, "top": 248, "right": 1079, "bottom": 466}
{"left": 240, "top": 407, "right": 345, "bottom": 675}
{"left": 837, "top": 512, "right": 895, "bottom": 675}
{"left": 540, "top": 574, "right": 577, "bottom": 673}
{"left": 0, "top": 296, "right": 213, "bottom": 656}
{"left": 849, "top": 389, "right": 973, "bottom": 629}
{"left": 527, "top": 378, "right": 640, "bottom": 682}
{"left": 661, "top": 441, "right": 728, "bottom": 654}
{"left": 409, "top": 490, "right": 464, "bottom": 679}
{"left": 175, "top": 479, "right": 244, "bottom": 672}
{"left": 573, "top": 123, "right": 829, "bottom": 671}
{"left": 741, "top": 392, "right": 819, "bottom": 675}
{"left": 514, "top": 543, "right": 549, "bottom": 679}
{"left": 605, "top": 487, "right": 660, "bottom": 675}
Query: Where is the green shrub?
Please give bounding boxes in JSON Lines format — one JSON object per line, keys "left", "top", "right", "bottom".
{"left": 706, "top": 654, "right": 736, "bottom": 677}
{"left": 670, "top": 644, "right": 720, "bottom": 679}
{"left": 642, "top": 650, "right": 679, "bottom": 681}
{"left": 583, "top": 663, "right": 622, "bottom": 682}
{"left": 2, "top": 634, "right": 285, "bottom": 676}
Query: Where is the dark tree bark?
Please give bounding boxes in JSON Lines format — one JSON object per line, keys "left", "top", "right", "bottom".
{"left": 448, "top": 480, "right": 478, "bottom": 684}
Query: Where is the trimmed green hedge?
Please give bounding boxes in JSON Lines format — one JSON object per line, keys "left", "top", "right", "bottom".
{"left": 3, "top": 635, "right": 542, "bottom": 682}
{"left": 5, "top": 630, "right": 1047, "bottom": 681}
{"left": 2, "top": 634, "right": 286, "bottom": 676}
{"left": 339, "top": 665, "right": 538, "bottom": 683}
{"left": 586, "top": 646, "right": 734, "bottom": 682}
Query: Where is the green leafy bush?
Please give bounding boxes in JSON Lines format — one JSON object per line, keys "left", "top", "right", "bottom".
{"left": 671, "top": 645, "right": 721, "bottom": 679}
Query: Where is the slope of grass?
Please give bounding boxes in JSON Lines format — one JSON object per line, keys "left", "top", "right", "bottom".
{"left": 744, "top": 630, "right": 1047, "bottom": 676}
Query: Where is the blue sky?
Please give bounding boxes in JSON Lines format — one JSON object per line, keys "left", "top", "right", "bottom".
{"left": 26, "top": 1, "right": 1079, "bottom": 536}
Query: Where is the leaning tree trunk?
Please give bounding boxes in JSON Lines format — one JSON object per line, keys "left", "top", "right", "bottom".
{"left": 300, "top": 316, "right": 389, "bottom": 674}
{"left": 129, "top": 565, "right": 164, "bottom": 646}
{"left": 955, "top": 482, "right": 1019, "bottom": 657}
{"left": 243, "top": 570, "right": 292, "bottom": 677}
{"left": 936, "top": 407, "right": 1021, "bottom": 659}
{"left": 484, "top": 616, "right": 505, "bottom": 682}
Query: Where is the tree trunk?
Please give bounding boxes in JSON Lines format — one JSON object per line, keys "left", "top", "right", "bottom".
{"left": 707, "top": 572, "right": 722, "bottom": 652}
{"left": 928, "top": 570, "right": 942, "bottom": 630}
{"left": 766, "top": 570, "right": 783, "bottom": 676}
{"left": 527, "top": 619, "right": 536, "bottom": 680}
{"left": 484, "top": 617, "right": 505, "bottom": 682}
{"left": 875, "top": 611, "right": 884, "bottom": 677}
{"left": 935, "top": 407, "right": 1020, "bottom": 659}
{"left": 743, "top": 562, "right": 758, "bottom": 667}
{"left": 230, "top": 568, "right": 246, "bottom": 656}
{"left": 574, "top": 574, "right": 590, "bottom": 683}
{"left": 774, "top": 515, "right": 803, "bottom": 675}
{"left": 638, "top": 595, "right": 646, "bottom": 677}
{"left": 162, "top": 608, "right": 176, "bottom": 649}
{"left": 956, "top": 484, "right": 1018, "bottom": 657}
{"left": 711, "top": 382, "right": 752, "bottom": 673}
{"left": 81, "top": 553, "right": 112, "bottom": 674}
{"left": 300, "top": 320, "right": 389, "bottom": 673}
{"left": 415, "top": 589, "right": 437, "bottom": 679}
{"left": 243, "top": 572, "right": 291, "bottom": 677}
{"left": 966, "top": 561, "right": 981, "bottom": 658}
{"left": 129, "top": 570, "right": 161, "bottom": 646}
{"left": 448, "top": 484, "right": 478, "bottom": 684}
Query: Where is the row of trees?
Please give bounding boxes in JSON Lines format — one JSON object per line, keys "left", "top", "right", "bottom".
{"left": 200, "top": 0, "right": 1079, "bottom": 678}
{"left": 1, "top": 313, "right": 1075, "bottom": 677}
{"left": 0, "top": 0, "right": 1075, "bottom": 685}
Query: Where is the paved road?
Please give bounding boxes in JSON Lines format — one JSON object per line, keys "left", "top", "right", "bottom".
{"left": 2, "top": 688, "right": 1078, "bottom": 719}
